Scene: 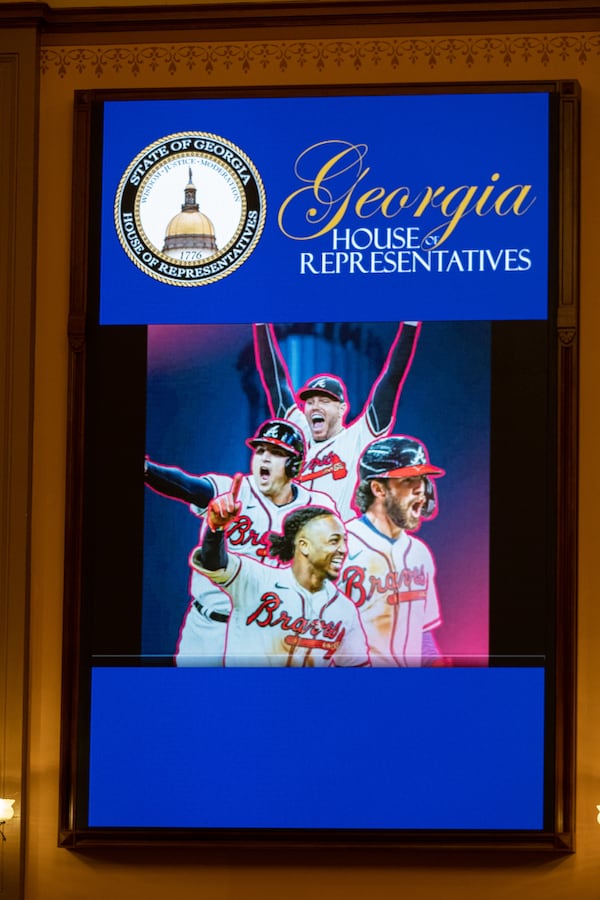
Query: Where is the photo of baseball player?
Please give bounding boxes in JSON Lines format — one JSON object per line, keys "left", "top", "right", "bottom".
{"left": 339, "top": 435, "right": 446, "bottom": 667}
{"left": 253, "top": 321, "right": 420, "bottom": 521}
{"left": 191, "top": 481, "right": 370, "bottom": 667}
{"left": 143, "top": 321, "right": 490, "bottom": 666}
{"left": 144, "top": 418, "right": 338, "bottom": 665}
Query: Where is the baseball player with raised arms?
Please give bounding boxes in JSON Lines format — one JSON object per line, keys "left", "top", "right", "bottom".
{"left": 253, "top": 322, "right": 420, "bottom": 521}
{"left": 191, "top": 484, "right": 370, "bottom": 667}
{"left": 338, "top": 435, "right": 445, "bottom": 667}
{"left": 144, "top": 419, "right": 338, "bottom": 665}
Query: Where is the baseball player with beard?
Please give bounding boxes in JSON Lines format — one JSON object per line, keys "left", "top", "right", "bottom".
{"left": 338, "top": 435, "right": 446, "bottom": 667}
{"left": 144, "top": 419, "right": 338, "bottom": 666}
{"left": 191, "top": 490, "right": 370, "bottom": 667}
{"left": 253, "top": 322, "right": 420, "bottom": 521}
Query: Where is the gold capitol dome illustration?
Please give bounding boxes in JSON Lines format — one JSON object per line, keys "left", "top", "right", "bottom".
{"left": 162, "top": 167, "right": 218, "bottom": 258}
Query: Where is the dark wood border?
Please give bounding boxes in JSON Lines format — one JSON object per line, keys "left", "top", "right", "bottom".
{"left": 58, "top": 87, "right": 94, "bottom": 852}
{"left": 60, "top": 80, "right": 579, "bottom": 852}
{"left": 0, "top": 24, "right": 40, "bottom": 900}
{"left": 553, "top": 79, "right": 579, "bottom": 848}
{"left": 3, "top": 2, "right": 600, "bottom": 34}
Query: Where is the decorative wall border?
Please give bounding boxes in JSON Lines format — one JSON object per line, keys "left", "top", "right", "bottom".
{"left": 40, "top": 34, "right": 600, "bottom": 79}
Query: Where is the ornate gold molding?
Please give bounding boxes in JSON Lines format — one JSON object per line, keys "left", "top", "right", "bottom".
{"left": 40, "top": 34, "right": 600, "bottom": 78}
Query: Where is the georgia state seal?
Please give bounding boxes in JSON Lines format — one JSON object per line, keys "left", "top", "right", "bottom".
{"left": 114, "top": 131, "right": 266, "bottom": 287}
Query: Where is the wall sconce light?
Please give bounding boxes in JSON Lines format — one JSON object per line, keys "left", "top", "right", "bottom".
{"left": 0, "top": 799, "right": 15, "bottom": 841}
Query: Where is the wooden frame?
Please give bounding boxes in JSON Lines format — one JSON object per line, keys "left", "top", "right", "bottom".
{"left": 4, "top": 2, "right": 600, "bottom": 34}
{"left": 60, "top": 80, "right": 579, "bottom": 850}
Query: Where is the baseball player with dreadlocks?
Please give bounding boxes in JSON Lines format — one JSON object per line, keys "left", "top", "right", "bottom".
{"left": 144, "top": 419, "right": 338, "bottom": 665}
{"left": 191, "top": 490, "right": 369, "bottom": 667}
{"left": 253, "top": 322, "right": 420, "bottom": 521}
{"left": 338, "top": 435, "right": 446, "bottom": 667}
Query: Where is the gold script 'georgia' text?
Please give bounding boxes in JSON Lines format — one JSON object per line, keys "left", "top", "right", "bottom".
{"left": 277, "top": 140, "right": 536, "bottom": 249}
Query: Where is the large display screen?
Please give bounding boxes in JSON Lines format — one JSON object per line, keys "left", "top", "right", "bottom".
{"left": 60, "top": 83, "right": 578, "bottom": 847}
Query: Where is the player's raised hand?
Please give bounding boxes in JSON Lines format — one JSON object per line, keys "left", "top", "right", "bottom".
{"left": 206, "top": 472, "right": 243, "bottom": 532}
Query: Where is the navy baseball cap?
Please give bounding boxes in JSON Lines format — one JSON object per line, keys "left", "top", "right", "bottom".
{"left": 297, "top": 375, "right": 346, "bottom": 403}
{"left": 359, "top": 436, "right": 445, "bottom": 480}
{"left": 246, "top": 419, "right": 305, "bottom": 459}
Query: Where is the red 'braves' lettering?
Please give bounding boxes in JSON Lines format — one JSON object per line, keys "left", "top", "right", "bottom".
{"left": 246, "top": 592, "right": 281, "bottom": 626}
{"left": 340, "top": 565, "right": 368, "bottom": 607}
{"left": 245, "top": 591, "right": 343, "bottom": 643}
{"left": 310, "top": 618, "right": 326, "bottom": 637}
{"left": 297, "top": 452, "right": 348, "bottom": 483}
{"left": 226, "top": 515, "right": 269, "bottom": 558}
{"left": 322, "top": 620, "right": 344, "bottom": 639}
{"left": 341, "top": 564, "right": 428, "bottom": 606}
{"left": 406, "top": 565, "right": 426, "bottom": 586}
{"left": 274, "top": 609, "right": 292, "bottom": 629}
{"left": 284, "top": 633, "right": 344, "bottom": 659}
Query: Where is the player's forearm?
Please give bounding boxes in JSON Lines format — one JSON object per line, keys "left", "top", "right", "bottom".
{"left": 144, "top": 460, "right": 214, "bottom": 507}
{"left": 253, "top": 323, "right": 295, "bottom": 418}
{"left": 190, "top": 532, "right": 239, "bottom": 585}
{"left": 367, "top": 322, "right": 421, "bottom": 433}
{"left": 194, "top": 529, "right": 228, "bottom": 571}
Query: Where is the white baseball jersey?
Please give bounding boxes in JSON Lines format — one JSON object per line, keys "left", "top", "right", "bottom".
{"left": 289, "top": 407, "right": 380, "bottom": 522}
{"left": 338, "top": 516, "right": 441, "bottom": 667}
{"left": 175, "top": 572, "right": 232, "bottom": 667}
{"left": 175, "top": 474, "right": 338, "bottom": 667}
{"left": 191, "top": 550, "right": 370, "bottom": 668}
{"left": 191, "top": 472, "right": 337, "bottom": 562}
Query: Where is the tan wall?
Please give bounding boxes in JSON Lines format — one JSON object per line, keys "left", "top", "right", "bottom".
{"left": 16, "top": 15, "right": 600, "bottom": 900}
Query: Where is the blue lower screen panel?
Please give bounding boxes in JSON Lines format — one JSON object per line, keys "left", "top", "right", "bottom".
{"left": 88, "top": 667, "right": 544, "bottom": 830}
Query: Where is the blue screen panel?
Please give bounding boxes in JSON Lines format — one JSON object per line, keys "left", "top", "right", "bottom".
{"left": 100, "top": 92, "right": 549, "bottom": 324}
{"left": 89, "top": 667, "right": 544, "bottom": 830}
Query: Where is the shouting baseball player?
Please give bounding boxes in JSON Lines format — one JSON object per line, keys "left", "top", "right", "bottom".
{"left": 253, "top": 322, "right": 420, "bottom": 521}
{"left": 191, "top": 484, "right": 370, "bottom": 667}
{"left": 144, "top": 419, "right": 337, "bottom": 665}
{"left": 339, "top": 435, "right": 446, "bottom": 667}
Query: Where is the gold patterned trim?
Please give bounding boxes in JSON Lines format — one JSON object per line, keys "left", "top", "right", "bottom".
{"left": 40, "top": 34, "right": 599, "bottom": 78}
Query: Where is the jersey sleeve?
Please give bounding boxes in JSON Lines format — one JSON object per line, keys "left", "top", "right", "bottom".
{"left": 421, "top": 629, "right": 442, "bottom": 664}
{"left": 422, "top": 543, "right": 442, "bottom": 632}
{"left": 144, "top": 460, "right": 216, "bottom": 509}
{"left": 338, "top": 412, "right": 381, "bottom": 465}
{"left": 366, "top": 322, "right": 420, "bottom": 435}
{"left": 189, "top": 473, "right": 232, "bottom": 516}
{"left": 253, "top": 323, "right": 296, "bottom": 419}
{"left": 190, "top": 549, "right": 266, "bottom": 615}
{"left": 333, "top": 597, "right": 370, "bottom": 667}
{"left": 288, "top": 405, "right": 311, "bottom": 446}
{"left": 190, "top": 544, "right": 241, "bottom": 585}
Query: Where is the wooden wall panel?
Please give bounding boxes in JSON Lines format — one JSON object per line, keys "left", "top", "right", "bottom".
{"left": 0, "top": 25, "right": 39, "bottom": 900}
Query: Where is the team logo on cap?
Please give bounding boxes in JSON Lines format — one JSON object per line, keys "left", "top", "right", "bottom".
{"left": 298, "top": 375, "right": 346, "bottom": 402}
{"left": 247, "top": 420, "right": 305, "bottom": 456}
{"left": 412, "top": 446, "right": 427, "bottom": 466}
{"left": 263, "top": 425, "right": 283, "bottom": 439}
{"left": 114, "top": 131, "right": 266, "bottom": 287}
